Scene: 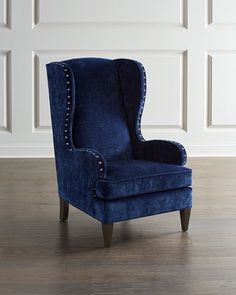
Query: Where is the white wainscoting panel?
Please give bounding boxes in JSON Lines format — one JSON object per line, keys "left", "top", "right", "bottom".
{"left": 0, "top": 51, "right": 11, "bottom": 132}
{"left": 209, "top": 0, "right": 236, "bottom": 25}
{"left": 34, "top": 50, "right": 186, "bottom": 132}
{"left": 0, "top": 0, "right": 6, "bottom": 27}
{"left": 1, "top": 0, "right": 236, "bottom": 157}
{"left": 0, "top": 0, "right": 10, "bottom": 28}
{"left": 208, "top": 52, "right": 236, "bottom": 127}
{"left": 35, "top": 0, "right": 185, "bottom": 26}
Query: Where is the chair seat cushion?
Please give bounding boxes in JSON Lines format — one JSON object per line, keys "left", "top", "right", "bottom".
{"left": 95, "top": 160, "right": 192, "bottom": 200}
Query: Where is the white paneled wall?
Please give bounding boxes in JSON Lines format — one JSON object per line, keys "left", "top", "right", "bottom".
{"left": 37, "top": 0, "right": 184, "bottom": 25}
{"left": 0, "top": 0, "right": 236, "bottom": 157}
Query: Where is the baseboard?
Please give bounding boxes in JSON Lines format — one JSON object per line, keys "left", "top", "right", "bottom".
{"left": 186, "top": 145, "right": 236, "bottom": 157}
{"left": 0, "top": 146, "right": 53, "bottom": 158}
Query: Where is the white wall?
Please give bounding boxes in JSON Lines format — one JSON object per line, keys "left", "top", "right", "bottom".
{"left": 1, "top": 0, "right": 236, "bottom": 157}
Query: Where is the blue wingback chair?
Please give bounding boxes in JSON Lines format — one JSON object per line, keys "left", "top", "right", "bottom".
{"left": 46, "top": 58, "right": 192, "bottom": 247}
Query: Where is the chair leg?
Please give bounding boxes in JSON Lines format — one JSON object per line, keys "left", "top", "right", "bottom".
{"left": 59, "top": 198, "right": 69, "bottom": 222}
{"left": 102, "top": 223, "right": 113, "bottom": 248}
{"left": 179, "top": 208, "right": 191, "bottom": 232}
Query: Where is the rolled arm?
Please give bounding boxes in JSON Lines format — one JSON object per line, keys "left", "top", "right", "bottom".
{"left": 56, "top": 148, "right": 107, "bottom": 203}
{"left": 71, "top": 148, "right": 107, "bottom": 179}
{"left": 134, "top": 140, "right": 187, "bottom": 166}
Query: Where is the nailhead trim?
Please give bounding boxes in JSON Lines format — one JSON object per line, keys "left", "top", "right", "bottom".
{"left": 55, "top": 62, "right": 106, "bottom": 178}
{"left": 88, "top": 150, "right": 105, "bottom": 178}
{"left": 137, "top": 62, "right": 146, "bottom": 141}
{"left": 54, "top": 63, "right": 73, "bottom": 151}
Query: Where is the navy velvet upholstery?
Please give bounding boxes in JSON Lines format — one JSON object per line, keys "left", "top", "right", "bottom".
{"left": 70, "top": 58, "right": 132, "bottom": 161}
{"left": 96, "top": 160, "right": 191, "bottom": 200}
{"left": 46, "top": 57, "right": 192, "bottom": 225}
{"left": 94, "top": 188, "right": 192, "bottom": 224}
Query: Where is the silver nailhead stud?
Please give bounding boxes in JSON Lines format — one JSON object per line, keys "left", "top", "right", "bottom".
{"left": 66, "top": 74, "right": 69, "bottom": 77}
{"left": 65, "top": 136, "right": 68, "bottom": 139}
{"left": 99, "top": 161, "right": 102, "bottom": 164}
{"left": 64, "top": 69, "right": 67, "bottom": 72}
{"left": 67, "top": 81, "right": 70, "bottom": 84}
{"left": 67, "top": 88, "right": 70, "bottom": 91}
{"left": 100, "top": 168, "right": 103, "bottom": 171}
{"left": 66, "top": 143, "right": 69, "bottom": 145}
{"left": 67, "top": 101, "right": 70, "bottom": 104}
{"left": 67, "top": 96, "right": 70, "bottom": 98}
{"left": 65, "top": 130, "right": 67, "bottom": 132}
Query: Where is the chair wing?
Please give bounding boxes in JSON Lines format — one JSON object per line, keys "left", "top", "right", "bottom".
{"left": 114, "top": 59, "right": 187, "bottom": 165}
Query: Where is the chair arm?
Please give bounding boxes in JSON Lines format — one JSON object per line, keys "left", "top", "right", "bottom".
{"left": 70, "top": 147, "right": 107, "bottom": 178}
{"left": 56, "top": 148, "right": 107, "bottom": 202}
{"left": 134, "top": 140, "right": 187, "bottom": 166}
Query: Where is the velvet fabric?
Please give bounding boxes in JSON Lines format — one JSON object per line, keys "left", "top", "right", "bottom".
{"left": 114, "top": 59, "right": 187, "bottom": 165}
{"left": 46, "top": 57, "right": 192, "bottom": 224}
{"left": 94, "top": 188, "right": 192, "bottom": 224}
{"left": 69, "top": 58, "right": 133, "bottom": 161}
{"left": 96, "top": 160, "right": 191, "bottom": 200}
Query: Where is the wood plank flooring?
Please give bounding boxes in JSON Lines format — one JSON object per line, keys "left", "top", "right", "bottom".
{"left": 0, "top": 158, "right": 236, "bottom": 295}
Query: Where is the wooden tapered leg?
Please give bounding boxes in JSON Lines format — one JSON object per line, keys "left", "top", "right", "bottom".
{"left": 180, "top": 208, "right": 191, "bottom": 232}
{"left": 59, "top": 198, "right": 69, "bottom": 222}
{"left": 102, "top": 223, "right": 113, "bottom": 248}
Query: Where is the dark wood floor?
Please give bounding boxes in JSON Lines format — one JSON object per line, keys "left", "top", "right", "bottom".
{"left": 0, "top": 158, "right": 236, "bottom": 295}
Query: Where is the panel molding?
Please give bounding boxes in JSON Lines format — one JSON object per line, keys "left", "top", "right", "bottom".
{"left": 181, "top": 50, "right": 188, "bottom": 131}
{"left": 182, "top": 0, "right": 188, "bottom": 29}
{"left": 33, "top": 50, "right": 188, "bottom": 133}
{"left": 207, "top": 54, "right": 213, "bottom": 127}
{"left": 143, "top": 50, "right": 187, "bottom": 132}
{"left": 33, "top": 53, "right": 53, "bottom": 133}
{"left": 0, "top": 50, "right": 12, "bottom": 133}
{"left": 207, "top": 0, "right": 236, "bottom": 26}
{"left": 33, "top": 0, "right": 39, "bottom": 27}
{"left": 33, "top": 54, "right": 45, "bottom": 132}
{"left": 0, "top": 0, "right": 11, "bottom": 29}
{"left": 207, "top": 52, "right": 236, "bottom": 129}
{"left": 33, "top": 0, "right": 188, "bottom": 28}
{"left": 207, "top": 0, "right": 213, "bottom": 25}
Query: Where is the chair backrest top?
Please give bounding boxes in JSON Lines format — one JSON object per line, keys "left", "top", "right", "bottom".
{"left": 47, "top": 57, "right": 146, "bottom": 161}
